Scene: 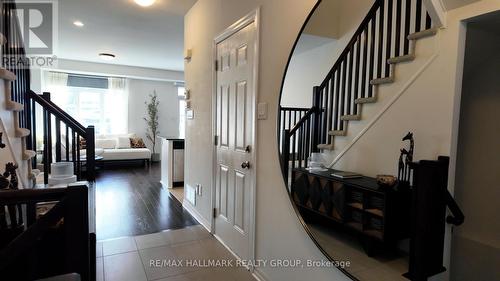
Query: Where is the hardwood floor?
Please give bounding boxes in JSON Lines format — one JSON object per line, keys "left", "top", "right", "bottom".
{"left": 95, "top": 162, "right": 198, "bottom": 240}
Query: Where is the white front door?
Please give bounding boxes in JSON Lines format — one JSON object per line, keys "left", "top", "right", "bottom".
{"left": 214, "top": 15, "right": 257, "bottom": 261}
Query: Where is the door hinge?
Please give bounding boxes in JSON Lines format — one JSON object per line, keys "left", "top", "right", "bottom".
{"left": 214, "top": 60, "right": 219, "bottom": 71}
{"left": 213, "top": 208, "right": 217, "bottom": 218}
{"left": 214, "top": 135, "right": 218, "bottom": 146}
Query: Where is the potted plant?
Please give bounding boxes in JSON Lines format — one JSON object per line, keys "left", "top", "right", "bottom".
{"left": 144, "top": 91, "right": 160, "bottom": 162}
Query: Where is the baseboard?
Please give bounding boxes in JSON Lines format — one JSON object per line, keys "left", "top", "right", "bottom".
{"left": 182, "top": 200, "right": 211, "bottom": 230}
{"left": 252, "top": 268, "right": 269, "bottom": 281}
{"left": 182, "top": 201, "right": 269, "bottom": 281}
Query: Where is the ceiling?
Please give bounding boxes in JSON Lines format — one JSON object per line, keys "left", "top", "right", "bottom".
{"left": 56, "top": 0, "right": 197, "bottom": 71}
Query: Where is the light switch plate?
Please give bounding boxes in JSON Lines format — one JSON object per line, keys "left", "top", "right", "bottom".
{"left": 257, "top": 102, "right": 268, "bottom": 120}
{"left": 186, "top": 184, "right": 196, "bottom": 205}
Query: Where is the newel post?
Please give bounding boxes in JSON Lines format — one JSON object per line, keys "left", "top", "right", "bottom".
{"left": 281, "top": 129, "right": 291, "bottom": 186}
{"left": 311, "top": 86, "right": 321, "bottom": 153}
{"left": 85, "top": 126, "right": 95, "bottom": 182}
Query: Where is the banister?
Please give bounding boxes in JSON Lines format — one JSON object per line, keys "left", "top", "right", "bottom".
{"left": 28, "top": 90, "right": 86, "bottom": 135}
{"left": 0, "top": 198, "right": 67, "bottom": 272}
{"left": 320, "top": 0, "right": 383, "bottom": 89}
{"left": 280, "top": 106, "right": 310, "bottom": 111}
{"left": 0, "top": 188, "right": 68, "bottom": 204}
{"left": 445, "top": 190, "right": 465, "bottom": 226}
{"left": 289, "top": 107, "right": 316, "bottom": 136}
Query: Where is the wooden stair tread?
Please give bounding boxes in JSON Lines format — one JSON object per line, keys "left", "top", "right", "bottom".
{"left": 328, "top": 130, "right": 346, "bottom": 136}
{"left": 0, "top": 67, "right": 16, "bottom": 81}
{"left": 340, "top": 114, "right": 361, "bottom": 121}
{"left": 388, "top": 54, "right": 415, "bottom": 64}
{"left": 317, "top": 143, "right": 334, "bottom": 150}
{"left": 6, "top": 101, "right": 24, "bottom": 111}
{"left": 408, "top": 27, "right": 439, "bottom": 40}
{"left": 15, "top": 128, "right": 30, "bottom": 138}
{"left": 23, "top": 150, "right": 37, "bottom": 160}
{"left": 355, "top": 97, "right": 377, "bottom": 104}
{"left": 370, "top": 76, "right": 394, "bottom": 85}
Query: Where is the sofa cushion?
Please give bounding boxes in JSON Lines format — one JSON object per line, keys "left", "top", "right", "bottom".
{"left": 101, "top": 148, "right": 151, "bottom": 160}
{"left": 95, "top": 139, "right": 116, "bottom": 149}
{"left": 116, "top": 137, "right": 131, "bottom": 149}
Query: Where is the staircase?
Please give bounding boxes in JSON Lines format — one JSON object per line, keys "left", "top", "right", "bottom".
{"left": 0, "top": 0, "right": 95, "bottom": 186}
{"left": 1, "top": 1, "right": 96, "bottom": 280}
{"left": 279, "top": 0, "right": 440, "bottom": 184}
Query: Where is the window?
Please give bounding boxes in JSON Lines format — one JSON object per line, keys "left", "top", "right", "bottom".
{"left": 178, "top": 86, "right": 186, "bottom": 138}
{"left": 43, "top": 72, "right": 128, "bottom": 135}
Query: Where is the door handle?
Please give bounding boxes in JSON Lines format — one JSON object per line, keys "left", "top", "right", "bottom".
{"left": 241, "top": 161, "right": 251, "bottom": 169}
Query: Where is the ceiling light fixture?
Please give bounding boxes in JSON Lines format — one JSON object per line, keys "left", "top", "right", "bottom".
{"left": 99, "top": 53, "right": 116, "bottom": 61}
{"left": 134, "top": 0, "right": 156, "bottom": 7}
{"left": 73, "top": 21, "right": 84, "bottom": 27}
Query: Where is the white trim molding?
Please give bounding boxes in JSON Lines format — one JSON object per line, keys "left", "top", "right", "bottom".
{"left": 211, "top": 7, "right": 260, "bottom": 272}
{"left": 423, "top": 0, "right": 447, "bottom": 27}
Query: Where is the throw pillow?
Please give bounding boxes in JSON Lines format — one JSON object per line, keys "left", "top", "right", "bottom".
{"left": 79, "top": 137, "right": 87, "bottom": 149}
{"left": 130, "top": 137, "right": 146, "bottom": 148}
{"left": 117, "top": 136, "right": 132, "bottom": 149}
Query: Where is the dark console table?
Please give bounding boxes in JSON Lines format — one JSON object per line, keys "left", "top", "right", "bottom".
{"left": 291, "top": 168, "right": 411, "bottom": 255}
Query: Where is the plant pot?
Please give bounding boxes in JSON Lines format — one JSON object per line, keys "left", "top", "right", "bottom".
{"left": 151, "top": 153, "right": 161, "bottom": 162}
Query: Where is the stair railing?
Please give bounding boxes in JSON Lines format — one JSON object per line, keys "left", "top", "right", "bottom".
{"left": 281, "top": 106, "right": 318, "bottom": 186}
{"left": 0, "top": 184, "right": 95, "bottom": 281}
{"left": 278, "top": 106, "right": 310, "bottom": 153}
{"left": 27, "top": 90, "right": 96, "bottom": 184}
{"left": 280, "top": 0, "right": 434, "bottom": 181}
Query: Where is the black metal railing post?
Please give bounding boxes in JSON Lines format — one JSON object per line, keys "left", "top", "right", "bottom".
{"left": 311, "top": 86, "right": 321, "bottom": 152}
{"left": 85, "top": 126, "right": 95, "bottom": 182}
{"left": 281, "top": 129, "right": 291, "bottom": 186}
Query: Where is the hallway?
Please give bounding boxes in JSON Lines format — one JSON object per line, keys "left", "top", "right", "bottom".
{"left": 96, "top": 163, "right": 197, "bottom": 240}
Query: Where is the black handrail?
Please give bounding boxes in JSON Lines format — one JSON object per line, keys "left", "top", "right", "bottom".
{"left": 27, "top": 90, "right": 96, "bottom": 183}
{"left": 290, "top": 107, "right": 316, "bottom": 135}
{"left": 320, "top": 0, "right": 384, "bottom": 89}
{"left": 445, "top": 191, "right": 465, "bottom": 226}
{"left": 28, "top": 90, "right": 86, "bottom": 135}
{"left": 0, "top": 184, "right": 94, "bottom": 281}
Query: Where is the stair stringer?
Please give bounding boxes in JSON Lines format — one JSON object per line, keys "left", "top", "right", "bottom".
{"left": 0, "top": 77, "right": 31, "bottom": 188}
{"left": 322, "top": 31, "right": 440, "bottom": 170}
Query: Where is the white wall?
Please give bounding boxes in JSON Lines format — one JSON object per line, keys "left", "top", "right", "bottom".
{"left": 281, "top": 35, "right": 337, "bottom": 108}
{"left": 281, "top": 0, "right": 373, "bottom": 108}
{"left": 184, "top": 1, "right": 350, "bottom": 281}
{"left": 128, "top": 79, "right": 180, "bottom": 155}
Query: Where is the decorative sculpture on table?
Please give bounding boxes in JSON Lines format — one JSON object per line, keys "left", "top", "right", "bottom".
{"left": 0, "top": 162, "right": 18, "bottom": 190}
{"left": 0, "top": 132, "right": 6, "bottom": 149}
{"left": 398, "top": 132, "right": 414, "bottom": 186}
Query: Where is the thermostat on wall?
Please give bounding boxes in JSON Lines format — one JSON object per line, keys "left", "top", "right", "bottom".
{"left": 186, "top": 109, "right": 194, "bottom": 119}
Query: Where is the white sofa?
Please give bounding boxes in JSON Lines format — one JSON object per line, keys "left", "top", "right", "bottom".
{"left": 93, "top": 134, "right": 151, "bottom": 163}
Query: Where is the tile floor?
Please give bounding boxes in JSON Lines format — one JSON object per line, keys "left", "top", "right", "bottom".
{"left": 96, "top": 225, "right": 257, "bottom": 281}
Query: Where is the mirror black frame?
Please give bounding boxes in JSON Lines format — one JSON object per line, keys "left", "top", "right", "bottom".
{"left": 275, "top": 1, "right": 360, "bottom": 280}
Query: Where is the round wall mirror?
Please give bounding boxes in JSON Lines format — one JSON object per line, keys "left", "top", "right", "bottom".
{"left": 277, "top": 0, "right": 437, "bottom": 279}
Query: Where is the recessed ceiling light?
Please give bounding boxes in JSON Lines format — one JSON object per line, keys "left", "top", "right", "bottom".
{"left": 73, "top": 21, "right": 84, "bottom": 27}
{"left": 134, "top": 0, "right": 156, "bottom": 7}
{"left": 99, "top": 53, "right": 116, "bottom": 61}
